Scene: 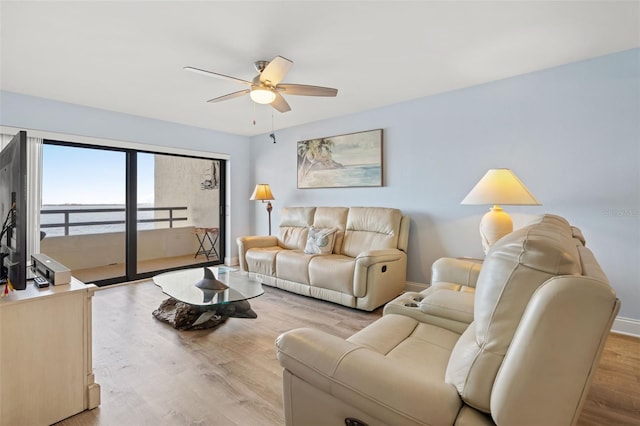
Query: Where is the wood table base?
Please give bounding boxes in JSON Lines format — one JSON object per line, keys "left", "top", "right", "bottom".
{"left": 152, "top": 297, "right": 257, "bottom": 330}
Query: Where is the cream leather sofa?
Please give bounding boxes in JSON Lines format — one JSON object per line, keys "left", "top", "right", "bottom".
{"left": 237, "top": 207, "right": 410, "bottom": 311}
{"left": 276, "top": 214, "right": 620, "bottom": 425}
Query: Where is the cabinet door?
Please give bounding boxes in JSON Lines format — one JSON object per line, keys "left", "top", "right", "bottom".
{"left": 1, "top": 291, "right": 87, "bottom": 425}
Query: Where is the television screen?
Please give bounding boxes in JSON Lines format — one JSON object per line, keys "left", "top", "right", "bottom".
{"left": 0, "top": 131, "right": 28, "bottom": 290}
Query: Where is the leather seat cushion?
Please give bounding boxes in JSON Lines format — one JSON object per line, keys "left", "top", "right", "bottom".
{"left": 309, "top": 254, "right": 355, "bottom": 294}
{"left": 348, "top": 314, "right": 459, "bottom": 380}
{"left": 276, "top": 250, "right": 316, "bottom": 285}
{"left": 245, "top": 247, "right": 282, "bottom": 276}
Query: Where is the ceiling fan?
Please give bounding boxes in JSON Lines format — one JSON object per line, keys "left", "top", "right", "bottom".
{"left": 184, "top": 56, "right": 338, "bottom": 113}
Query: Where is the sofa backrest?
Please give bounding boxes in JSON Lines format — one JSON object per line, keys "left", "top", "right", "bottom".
{"left": 341, "top": 207, "right": 404, "bottom": 257}
{"left": 445, "top": 214, "right": 589, "bottom": 412}
{"left": 490, "top": 243, "right": 619, "bottom": 425}
{"left": 312, "top": 207, "right": 349, "bottom": 252}
{"left": 278, "top": 207, "right": 316, "bottom": 249}
{"left": 278, "top": 206, "right": 408, "bottom": 256}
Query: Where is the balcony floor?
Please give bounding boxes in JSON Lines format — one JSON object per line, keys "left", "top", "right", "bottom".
{"left": 72, "top": 254, "right": 218, "bottom": 283}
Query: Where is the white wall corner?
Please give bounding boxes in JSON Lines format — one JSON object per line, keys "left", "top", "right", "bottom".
{"left": 404, "top": 281, "right": 429, "bottom": 293}
{"left": 611, "top": 316, "right": 640, "bottom": 338}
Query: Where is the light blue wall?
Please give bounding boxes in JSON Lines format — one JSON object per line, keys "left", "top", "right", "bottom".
{"left": 2, "top": 49, "right": 638, "bottom": 321}
{"left": 249, "top": 49, "right": 640, "bottom": 320}
{"left": 0, "top": 91, "right": 252, "bottom": 263}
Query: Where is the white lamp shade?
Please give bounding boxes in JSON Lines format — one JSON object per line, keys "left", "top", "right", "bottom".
{"left": 461, "top": 169, "right": 540, "bottom": 206}
{"left": 250, "top": 184, "right": 274, "bottom": 201}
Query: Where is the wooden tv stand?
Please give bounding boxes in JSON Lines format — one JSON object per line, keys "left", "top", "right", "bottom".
{"left": 0, "top": 277, "right": 100, "bottom": 425}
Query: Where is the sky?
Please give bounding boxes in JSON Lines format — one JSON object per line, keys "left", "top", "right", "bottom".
{"left": 42, "top": 144, "right": 155, "bottom": 205}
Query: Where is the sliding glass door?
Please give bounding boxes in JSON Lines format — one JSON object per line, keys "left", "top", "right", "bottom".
{"left": 39, "top": 141, "right": 225, "bottom": 285}
{"left": 135, "top": 152, "right": 224, "bottom": 275}
{"left": 40, "top": 143, "right": 128, "bottom": 283}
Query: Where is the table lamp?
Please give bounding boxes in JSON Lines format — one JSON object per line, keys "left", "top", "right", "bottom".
{"left": 250, "top": 184, "right": 275, "bottom": 236}
{"left": 461, "top": 169, "right": 540, "bottom": 254}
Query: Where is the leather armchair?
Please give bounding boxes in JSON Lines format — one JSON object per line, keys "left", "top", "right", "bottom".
{"left": 276, "top": 214, "right": 620, "bottom": 425}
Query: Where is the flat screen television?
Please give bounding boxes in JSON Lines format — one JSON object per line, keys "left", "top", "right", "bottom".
{"left": 0, "top": 131, "right": 28, "bottom": 290}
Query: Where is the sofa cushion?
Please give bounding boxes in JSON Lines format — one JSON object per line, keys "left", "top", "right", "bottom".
{"left": 304, "top": 227, "right": 338, "bottom": 255}
{"left": 309, "top": 254, "right": 355, "bottom": 294}
{"left": 245, "top": 247, "right": 282, "bottom": 276}
{"left": 342, "top": 207, "right": 402, "bottom": 257}
{"left": 445, "top": 214, "right": 582, "bottom": 412}
{"left": 279, "top": 207, "right": 315, "bottom": 249}
{"left": 348, "top": 314, "right": 459, "bottom": 380}
{"left": 276, "top": 250, "right": 316, "bottom": 285}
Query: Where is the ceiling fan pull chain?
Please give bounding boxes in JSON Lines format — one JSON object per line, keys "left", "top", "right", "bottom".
{"left": 270, "top": 110, "right": 276, "bottom": 143}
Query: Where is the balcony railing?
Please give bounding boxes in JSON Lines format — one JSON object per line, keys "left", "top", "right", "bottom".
{"left": 41, "top": 206, "right": 188, "bottom": 236}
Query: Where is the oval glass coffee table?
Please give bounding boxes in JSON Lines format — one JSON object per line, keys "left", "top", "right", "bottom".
{"left": 152, "top": 266, "right": 264, "bottom": 330}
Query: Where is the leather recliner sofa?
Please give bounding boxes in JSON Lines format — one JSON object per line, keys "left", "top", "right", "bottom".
{"left": 276, "top": 214, "right": 620, "bottom": 425}
{"left": 237, "top": 206, "right": 410, "bottom": 311}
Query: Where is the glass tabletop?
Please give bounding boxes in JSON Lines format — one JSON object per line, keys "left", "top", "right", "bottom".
{"left": 153, "top": 266, "right": 264, "bottom": 307}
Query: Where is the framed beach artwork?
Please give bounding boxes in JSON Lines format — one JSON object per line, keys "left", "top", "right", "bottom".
{"left": 297, "top": 129, "right": 383, "bottom": 189}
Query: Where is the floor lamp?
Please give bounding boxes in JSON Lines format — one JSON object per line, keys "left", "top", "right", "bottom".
{"left": 250, "top": 184, "right": 275, "bottom": 236}
{"left": 461, "top": 169, "right": 540, "bottom": 254}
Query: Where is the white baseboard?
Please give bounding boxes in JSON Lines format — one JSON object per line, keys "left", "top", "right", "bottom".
{"left": 225, "top": 256, "right": 239, "bottom": 266}
{"left": 403, "top": 282, "right": 640, "bottom": 338}
{"left": 611, "top": 316, "right": 640, "bottom": 338}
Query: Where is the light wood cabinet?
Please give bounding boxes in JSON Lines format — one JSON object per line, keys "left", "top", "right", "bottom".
{"left": 0, "top": 277, "right": 100, "bottom": 425}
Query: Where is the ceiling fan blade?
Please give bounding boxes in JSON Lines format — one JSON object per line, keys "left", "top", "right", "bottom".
{"left": 277, "top": 84, "right": 338, "bottom": 97}
{"left": 206, "top": 89, "right": 250, "bottom": 103}
{"left": 184, "top": 66, "right": 252, "bottom": 86}
{"left": 260, "top": 56, "right": 293, "bottom": 86}
{"left": 271, "top": 92, "right": 291, "bottom": 113}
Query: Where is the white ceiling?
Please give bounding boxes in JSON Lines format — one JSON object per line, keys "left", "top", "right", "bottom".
{"left": 1, "top": 1, "right": 638, "bottom": 137}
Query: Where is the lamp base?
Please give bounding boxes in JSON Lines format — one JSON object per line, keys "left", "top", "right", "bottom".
{"left": 479, "top": 205, "right": 513, "bottom": 254}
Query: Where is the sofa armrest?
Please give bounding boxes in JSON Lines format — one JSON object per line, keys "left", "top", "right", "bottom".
{"left": 354, "top": 249, "right": 406, "bottom": 298}
{"left": 431, "top": 257, "right": 482, "bottom": 289}
{"left": 236, "top": 235, "right": 279, "bottom": 271}
{"left": 419, "top": 289, "right": 474, "bottom": 324}
{"left": 383, "top": 289, "right": 474, "bottom": 334}
{"left": 276, "top": 328, "right": 462, "bottom": 425}
{"left": 355, "top": 249, "right": 405, "bottom": 267}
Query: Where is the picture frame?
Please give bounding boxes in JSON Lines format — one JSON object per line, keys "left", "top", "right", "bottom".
{"left": 297, "top": 129, "right": 383, "bottom": 189}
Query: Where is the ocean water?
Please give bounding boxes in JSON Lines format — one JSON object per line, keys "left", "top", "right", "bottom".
{"left": 298, "top": 164, "right": 381, "bottom": 188}
{"left": 41, "top": 204, "right": 167, "bottom": 237}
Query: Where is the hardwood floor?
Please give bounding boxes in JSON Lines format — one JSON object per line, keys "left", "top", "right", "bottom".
{"left": 578, "top": 333, "right": 640, "bottom": 425}
{"left": 57, "top": 281, "right": 640, "bottom": 426}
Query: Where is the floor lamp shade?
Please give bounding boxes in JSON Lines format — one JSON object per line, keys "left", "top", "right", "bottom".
{"left": 250, "top": 184, "right": 275, "bottom": 236}
{"left": 461, "top": 169, "right": 540, "bottom": 253}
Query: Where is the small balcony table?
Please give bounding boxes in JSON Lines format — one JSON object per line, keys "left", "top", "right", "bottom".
{"left": 193, "top": 227, "right": 219, "bottom": 260}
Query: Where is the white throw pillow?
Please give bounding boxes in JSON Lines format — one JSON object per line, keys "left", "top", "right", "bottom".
{"left": 304, "top": 227, "right": 337, "bottom": 255}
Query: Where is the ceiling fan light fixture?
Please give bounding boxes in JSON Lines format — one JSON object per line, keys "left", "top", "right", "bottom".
{"left": 250, "top": 87, "right": 276, "bottom": 104}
